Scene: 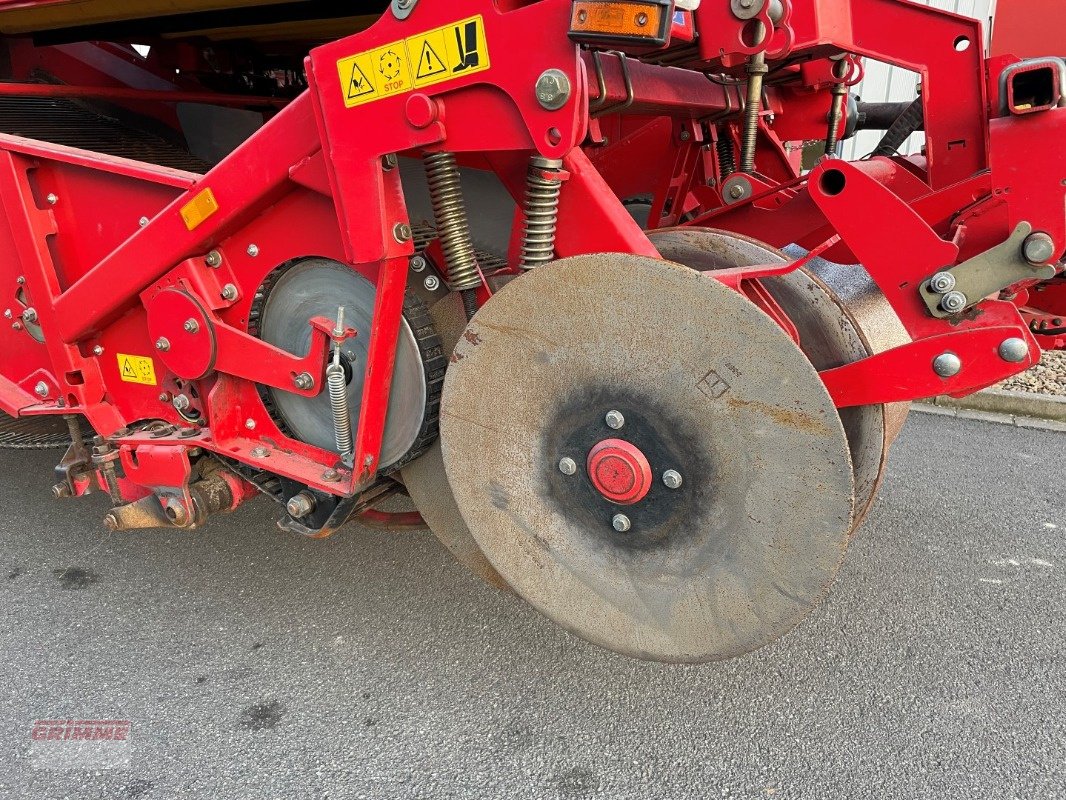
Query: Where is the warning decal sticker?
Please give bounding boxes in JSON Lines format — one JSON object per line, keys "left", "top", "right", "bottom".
{"left": 117, "top": 354, "right": 158, "bottom": 386}
{"left": 336, "top": 15, "right": 490, "bottom": 109}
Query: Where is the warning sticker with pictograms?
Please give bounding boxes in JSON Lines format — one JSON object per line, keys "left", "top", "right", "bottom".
{"left": 335, "top": 15, "right": 490, "bottom": 109}
{"left": 117, "top": 354, "right": 158, "bottom": 386}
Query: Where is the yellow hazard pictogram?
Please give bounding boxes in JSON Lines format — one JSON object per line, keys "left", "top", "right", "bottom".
{"left": 117, "top": 354, "right": 158, "bottom": 386}
{"left": 336, "top": 15, "right": 490, "bottom": 109}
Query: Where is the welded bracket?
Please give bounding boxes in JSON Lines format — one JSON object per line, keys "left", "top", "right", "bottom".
{"left": 919, "top": 222, "right": 1057, "bottom": 318}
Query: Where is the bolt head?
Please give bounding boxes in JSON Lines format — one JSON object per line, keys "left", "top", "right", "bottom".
{"left": 535, "top": 69, "right": 572, "bottom": 111}
{"left": 158, "top": 392, "right": 172, "bottom": 403}
{"left": 393, "top": 222, "right": 413, "bottom": 243}
{"left": 183, "top": 318, "right": 200, "bottom": 334}
{"left": 92, "top": 345, "right": 104, "bottom": 356}
{"left": 155, "top": 337, "right": 171, "bottom": 352}
{"left": 636, "top": 11, "right": 648, "bottom": 25}
{"left": 382, "top": 154, "right": 399, "bottom": 171}
{"left": 558, "top": 457, "right": 577, "bottom": 476}
{"left": 928, "top": 271, "right": 956, "bottom": 294}
{"left": 34, "top": 381, "right": 49, "bottom": 398}
{"left": 322, "top": 468, "right": 341, "bottom": 482}
{"left": 612, "top": 514, "right": 632, "bottom": 533}
{"left": 286, "top": 493, "right": 316, "bottom": 519}
{"left": 424, "top": 275, "right": 441, "bottom": 291}
{"left": 21, "top": 308, "right": 37, "bottom": 324}
{"left": 139, "top": 216, "right": 150, "bottom": 228}
{"left": 46, "top": 193, "right": 58, "bottom": 205}
{"left": 939, "top": 291, "right": 968, "bottom": 314}
{"left": 205, "top": 250, "right": 223, "bottom": 268}
{"left": 663, "top": 469, "right": 683, "bottom": 489}
{"left": 1023, "top": 232, "right": 1056, "bottom": 265}
{"left": 410, "top": 255, "right": 427, "bottom": 273}
{"left": 605, "top": 410, "right": 625, "bottom": 430}
{"left": 998, "top": 337, "right": 1029, "bottom": 364}
{"left": 293, "top": 372, "right": 315, "bottom": 391}
{"left": 246, "top": 244, "right": 260, "bottom": 258}
{"left": 172, "top": 394, "right": 191, "bottom": 412}
{"left": 729, "top": 184, "right": 745, "bottom": 199}
{"left": 2, "top": 309, "right": 10, "bottom": 319}
{"left": 932, "top": 352, "right": 962, "bottom": 378}
{"left": 251, "top": 446, "right": 270, "bottom": 459}
{"left": 245, "top": 418, "right": 257, "bottom": 430}
{"left": 221, "top": 284, "right": 239, "bottom": 302}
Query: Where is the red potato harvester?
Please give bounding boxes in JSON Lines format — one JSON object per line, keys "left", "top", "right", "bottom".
{"left": 0, "top": 0, "right": 1061, "bottom": 662}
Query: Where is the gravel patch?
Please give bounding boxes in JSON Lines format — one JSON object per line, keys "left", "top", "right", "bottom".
{"left": 998, "top": 350, "right": 1066, "bottom": 396}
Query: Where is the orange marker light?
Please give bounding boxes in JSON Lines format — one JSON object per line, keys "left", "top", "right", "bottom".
{"left": 569, "top": 0, "right": 672, "bottom": 47}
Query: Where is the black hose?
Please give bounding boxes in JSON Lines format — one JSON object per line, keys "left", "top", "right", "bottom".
{"left": 872, "top": 97, "right": 925, "bottom": 157}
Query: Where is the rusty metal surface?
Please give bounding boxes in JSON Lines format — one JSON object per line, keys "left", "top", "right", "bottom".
{"left": 400, "top": 292, "right": 509, "bottom": 592}
{"left": 440, "top": 254, "right": 855, "bottom": 663}
{"left": 652, "top": 228, "right": 888, "bottom": 533}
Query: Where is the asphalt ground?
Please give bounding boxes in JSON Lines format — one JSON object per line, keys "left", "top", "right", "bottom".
{"left": 0, "top": 412, "right": 1063, "bottom": 799}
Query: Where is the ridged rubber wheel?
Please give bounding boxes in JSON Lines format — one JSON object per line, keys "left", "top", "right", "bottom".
{"left": 439, "top": 254, "right": 855, "bottom": 663}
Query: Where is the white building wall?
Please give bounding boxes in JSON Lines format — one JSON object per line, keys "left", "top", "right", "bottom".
{"left": 842, "top": 0, "right": 995, "bottom": 160}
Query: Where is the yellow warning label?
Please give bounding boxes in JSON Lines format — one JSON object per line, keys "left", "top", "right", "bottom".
{"left": 336, "top": 15, "right": 490, "bottom": 109}
{"left": 117, "top": 354, "right": 158, "bottom": 386}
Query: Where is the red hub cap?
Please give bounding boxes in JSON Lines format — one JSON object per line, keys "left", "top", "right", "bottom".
{"left": 586, "top": 438, "right": 653, "bottom": 505}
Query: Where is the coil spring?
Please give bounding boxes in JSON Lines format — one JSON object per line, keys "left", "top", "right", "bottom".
{"left": 520, "top": 156, "right": 564, "bottom": 270}
{"left": 423, "top": 152, "right": 480, "bottom": 293}
{"left": 328, "top": 306, "right": 353, "bottom": 463}
{"left": 739, "top": 20, "right": 767, "bottom": 174}
{"left": 716, "top": 136, "right": 737, "bottom": 177}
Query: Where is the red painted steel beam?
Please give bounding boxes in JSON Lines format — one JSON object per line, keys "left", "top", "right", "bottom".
{"left": 0, "top": 81, "right": 289, "bottom": 109}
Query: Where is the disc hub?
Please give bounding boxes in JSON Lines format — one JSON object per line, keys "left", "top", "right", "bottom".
{"left": 586, "top": 438, "right": 652, "bottom": 505}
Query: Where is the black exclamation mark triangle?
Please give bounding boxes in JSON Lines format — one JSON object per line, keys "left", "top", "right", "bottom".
{"left": 416, "top": 40, "right": 447, "bottom": 80}
{"left": 348, "top": 61, "right": 375, "bottom": 99}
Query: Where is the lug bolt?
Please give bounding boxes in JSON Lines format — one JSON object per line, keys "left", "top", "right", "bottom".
{"left": 612, "top": 514, "right": 632, "bottom": 533}
{"left": 410, "top": 255, "right": 427, "bottom": 273}
{"left": 1023, "top": 231, "right": 1056, "bottom": 265}
{"left": 183, "top": 318, "right": 200, "bottom": 334}
{"left": 92, "top": 345, "right": 104, "bottom": 356}
{"left": 939, "top": 291, "right": 968, "bottom": 314}
{"left": 932, "top": 352, "right": 962, "bottom": 378}
{"left": 34, "top": 381, "right": 49, "bottom": 398}
{"left": 558, "top": 457, "right": 577, "bottom": 476}
{"left": 251, "top": 446, "right": 270, "bottom": 459}
{"left": 286, "top": 492, "right": 317, "bottom": 519}
{"left": 535, "top": 69, "right": 572, "bottom": 111}
{"left": 205, "top": 250, "right": 223, "bottom": 268}
{"left": 155, "top": 337, "right": 171, "bottom": 352}
{"left": 293, "top": 372, "right": 315, "bottom": 390}
{"left": 424, "top": 275, "right": 441, "bottom": 291}
{"left": 663, "top": 470, "right": 683, "bottom": 489}
{"left": 998, "top": 337, "right": 1028, "bottom": 363}
{"left": 393, "top": 222, "right": 413, "bottom": 243}
{"left": 605, "top": 410, "right": 625, "bottom": 430}
{"left": 220, "top": 284, "right": 239, "bottom": 301}
{"left": 928, "top": 271, "right": 956, "bottom": 294}
{"left": 247, "top": 244, "right": 260, "bottom": 257}
{"left": 172, "top": 394, "right": 191, "bottom": 412}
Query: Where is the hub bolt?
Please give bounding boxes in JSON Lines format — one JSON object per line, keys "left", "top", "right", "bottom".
{"left": 293, "top": 372, "right": 315, "bottom": 390}
{"left": 34, "top": 381, "right": 49, "bottom": 398}
{"left": 424, "top": 275, "right": 441, "bottom": 291}
{"left": 998, "top": 337, "right": 1028, "bottom": 363}
{"left": 205, "top": 250, "right": 223, "bottom": 268}
{"left": 286, "top": 492, "right": 317, "bottom": 519}
{"left": 220, "top": 284, "right": 239, "bottom": 302}
{"left": 1023, "top": 231, "right": 1056, "bottom": 265}
{"left": 932, "top": 352, "right": 962, "bottom": 378}
{"left": 928, "top": 271, "right": 956, "bottom": 294}
{"left": 612, "top": 514, "right": 632, "bottom": 533}
{"left": 535, "top": 69, "right": 572, "bottom": 111}
{"left": 663, "top": 470, "right": 683, "bottom": 489}
{"left": 155, "top": 337, "right": 171, "bottom": 352}
{"left": 605, "top": 410, "right": 625, "bottom": 430}
{"left": 939, "top": 291, "right": 968, "bottom": 314}
{"left": 558, "top": 457, "right": 577, "bottom": 476}
{"left": 183, "top": 318, "right": 200, "bottom": 334}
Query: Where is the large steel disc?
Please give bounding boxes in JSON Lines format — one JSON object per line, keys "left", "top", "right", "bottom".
{"left": 649, "top": 229, "right": 892, "bottom": 532}
{"left": 259, "top": 258, "right": 426, "bottom": 468}
{"left": 400, "top": 293, "right": 509, "bottom": 591}
{"left": 440, "top": 254, "right": 854, "bottom": 663}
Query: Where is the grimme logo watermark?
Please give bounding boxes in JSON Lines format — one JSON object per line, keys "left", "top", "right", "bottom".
{"left": 29, "top": 719, "right": 132, "bottom": 770}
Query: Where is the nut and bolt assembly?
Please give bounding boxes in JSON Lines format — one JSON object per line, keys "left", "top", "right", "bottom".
{"left": 155, "top": 337, "right": 171, "bottom": 352}
{"left": 220, "top": 284, "right": 239, "bottom": 301}
{"left": 293, "top": 372, "right": 315, "bottom": 391}
{"left": 1023, "top": 231, "right": 1056, "bottom": 265}
{"left": 410, "top": 255, "right": 427, "bottom": 273}
{"left": 21, "top": 308, "right": 37, "bottom": 324}
{"left": 205, "top": 250, "right": 223, "bottom": 268}
{"left": 424, "top": 275, "right": 441, "bottom": 291}
{"left": 286, "top": 492, "right": 317, "bottom": 519}
{"left": 928, "top": 271, "right": 956, "bottom": 294}
{"left": 172, "top": 394, "right": 191, "bottom": 412}
{"left": 535, "top": 69, "right": 571, "bottom": 111}
{"left": 939, "top": 291, "right": 968, "bottom": 314}
{"left": 183, "top": 318, "right": 200, "bottom": 334}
